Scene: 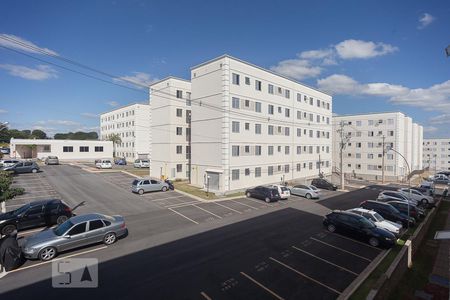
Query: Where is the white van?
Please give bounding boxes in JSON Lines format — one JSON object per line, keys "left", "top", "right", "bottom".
{"left": 95, "top": 159, "right": 112, "bottom": 169}
{"left": 134, "top": 159, "right": 150, "bottom": 168}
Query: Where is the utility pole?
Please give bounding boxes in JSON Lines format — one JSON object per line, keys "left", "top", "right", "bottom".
{"left": 381, "top": 135, "right": 386, "bottom": 184}
{"left": 337, "top": 121, "right": 351, "bottom": 190}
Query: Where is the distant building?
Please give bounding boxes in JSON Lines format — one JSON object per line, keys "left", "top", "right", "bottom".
{"left": 100, "top": 103, "right": 150, "bottom": 161}
{"left": 423, "top": 138, "right": 450, "bottom": 171}
{"left": 332, "top": 112, "right": 423, "bottom": 181}
{"left": 149, "top": 77, "right": 192, "bottom": 180}
{"left": 10, "top": 138, "right": 113, "bottom": 161}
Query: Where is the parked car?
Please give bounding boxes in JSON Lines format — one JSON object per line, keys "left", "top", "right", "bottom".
{"left": 44, "top": 156, "right": 59, "bottom": 165}
{"left": 377, "top": 190, "right": 418, "bottom": 206}
{"left": 95, "top": 159, "right": 112, "bottom": 169}
{"left": 114, "top": 158, "right": 127, "bottom": 165}
{"left": 387, "top": 201, "right": 425, "bottom": 221}
{"left": 270, "top": 184, "right": 290, "bottom": 200}
{"left": 431, "top": 174, "right": 450, "bottom": 185}
{"left": 322, "top": 210, "right": 396, "bottom": 248}
{"left": 0, "top": 147, "right": 10, "bottom": 154}
{"left": 311, "top": 178, "right": 337, "bottom": 191}
{"left": 133, "top": 159, "right": 150, "bottom": 168}
{"left": 3, "top": 161, "right": 40, "bottom": 174}
{"left": 437, "top": 171, "right": 450, "bottom": 177}
{"left": 0, "top": 159, "right": 20, "bottom": 168}
{"left": 398, "top": 188, "right": 434, "bottom": 207}
{"left": 411, "top": 186, "right": 434, "bottom": 197}
{"left": 290, "top": 184, "right": 320, "bottom": 199}
{"left": 418, "top": 181, "right": 435, "bottom": 196}
{"left": 347, "top": 208, "right": 402, "bottom": 236}
{"left": 360, "top": 200, "right": 415, "bottom": 227}
{"left": 131, "top": 178, "right": 169, "bottom": 194}
{"left": 0, "top": 199, "right": 73, "bottom": 235}
{"left": 22, "top": 213, "right": 127, "bottom": 261}
{"left": 245, "top": 186, "right": 280, "bottom": 203}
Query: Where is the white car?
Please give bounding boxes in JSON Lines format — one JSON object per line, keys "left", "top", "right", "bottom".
{"left": 134, "top": 159, "right": 150, "bottom": 168}
{"left": 348, "top": 208, "right": 402, "bottom": 236}
{"left": 0, "top": 159, "right": 20, "bottom": 168}
{"left": 95, "top": 159, "right": 112, "bottom": 169}
{"left": 270, "top": 185, "right": 290, "bottom": 200}
{"left": 290, "top": 184, "right": 320, "bottom": 199}
{"left": 398, "top": 188, "right": 434, "bottom": 206}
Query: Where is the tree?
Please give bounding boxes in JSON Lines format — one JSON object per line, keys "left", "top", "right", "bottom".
{"left": 31, "top": 129, "right": 47, "bottom": 139}
{"left": 54, "top": 131, "right": 98, "bottom": 140}
{"left": 0, "top": 171, "right": 24, "bottom": 213}
{"left": 107, "top": 133, "right": 122, "bottom": 158}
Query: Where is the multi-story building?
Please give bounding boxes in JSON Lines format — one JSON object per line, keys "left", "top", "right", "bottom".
{"left": 149, "top": 77, "right": 192, "bottom": 180}
{"left": 332, "top": 112, "right": 423, "bottom": 181}
{"left": 423, "top": 138, "right": 450, "bottom": 171}
{"left": 190, "top": 55, "right": 333, "bottom": 193}
{"left": 100, "top": 103, "right": 150, "bottom": 160}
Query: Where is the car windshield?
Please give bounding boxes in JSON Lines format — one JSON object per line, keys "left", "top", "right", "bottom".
{"left": 104, "top": 160, "right": 111, "bottom": 163}
{"left": 142, "top": 160, "right": 149, "bottom": 163}
{"left": 13, "top": 204, "right": 30, "bottom": 216}
{"left": 132, "top": 179, "right": 140, "bottom": 186}
{"left": 280, "top": 187, "right": 289, "bottom": 192}
{"left": 373, "top": 212, "right": 384, "bottom": 221}
{"left": 53, "top": 220, "right": 74, "bottom": 236}
{"left": 48, "top": 156, "right": 57, "bottom": 159}
{"left": 309, "top": 185, "right": 318, "bottom": 190}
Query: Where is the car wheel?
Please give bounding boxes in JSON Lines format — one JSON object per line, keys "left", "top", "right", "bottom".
{"left": 369, "top": 237, "right": 380, "bottom": 247}
{"left": 1, "top": 224, "right": 16, "bottom": 235}
{"left": 103, "top": 232, "right": 116, "bottom": 245}
{"left": 56, "top": 215, "right": 68, "bottom": 225}
{"left": 421, "top": 199, "right": 428, "bottom": 206}
{"left": 327, "top": 224, "right": 336, "bottom": 233}
{"left": 246, "top": 192, "right": 251, "bottom": 198}
{"left": 39, "top": 247, "right": 57, "bottom": 261}
{"left": 162, "top": 186, "right": 168, "bottom": 192}
{"left": 265, "top": 197, "right": 271, "bottom": 203}
{"left": 31, "top": 168, "right": 38, "bottom": 173}
{"left": 305, "top": 193, "right": 312, "bottom": 199}
{"left": 138, "top": 189, "right": 144, "bottom": 195}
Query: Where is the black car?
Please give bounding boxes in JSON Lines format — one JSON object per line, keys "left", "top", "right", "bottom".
{"left": 437, "top": 171, "right": 450, "bottom": 177}
{"left": 311, "top": 178, "right": 337, "bottom": 191}
{"left": 360, "top": 200, "right": 415, "bottom": 228}
{"left": 3, "top": 161, "right": 40, "bottom": 174}
{"left": 387, "top": 201, "right": 425, "bottom": 221}
{"left": 245, "top": 186, "right": 280, "bottom": 203}
{"left": 0, "top": 199, "right": 73, "bottom": 235}
{"left": 323, "top": 210, "right": 396, "bottom": 248}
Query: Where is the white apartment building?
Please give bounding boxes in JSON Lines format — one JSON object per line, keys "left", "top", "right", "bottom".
{"left": 100, "top": 103, "right": 150, "bottom": 161}
{"left": 332, "top": 112, "right": 423, "bottom": 181}
{"left": 423, "top": 138, "right": 450, "bottom": 171}
{"left": 190, "top": 55, "right": 333, "bottom": 193}
{"left": 149, "top": 77, "right": 191, "bottom": 180}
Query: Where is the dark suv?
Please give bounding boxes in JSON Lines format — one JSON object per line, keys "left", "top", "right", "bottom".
{"left": 245, "top": 186, "right": 280, "bottom": 203}
{"left": 360, "top": 200, "right": 415, "bottom": 227}
{"left": 0, "top": 199, "right": 73, "bottom": 235}
{"left": 386, "top": 201, "right": 425, "bottom": 221}
{"left": 323, "top": 210, "right": 396, "bottom": 248}
{"left": 311, "top": 178, "right": 337, "bottom": 191}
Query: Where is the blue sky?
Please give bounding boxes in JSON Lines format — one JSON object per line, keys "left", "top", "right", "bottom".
{"left": 0, "top": 0, "right": 449, "bottom": 137}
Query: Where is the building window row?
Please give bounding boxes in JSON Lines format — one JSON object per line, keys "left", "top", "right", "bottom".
{"left": 101, "top": 110, "right": 136, "bottom": 123}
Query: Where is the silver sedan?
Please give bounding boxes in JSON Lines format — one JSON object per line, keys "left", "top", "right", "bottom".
{"left": 290, "top": 184, "right": 320, "bottom": 199}
{"left": 131, "top": 178, "right": 169, "bottom": 194}
{"left": 22, "top": 213, "right": 127, "bottom": 261}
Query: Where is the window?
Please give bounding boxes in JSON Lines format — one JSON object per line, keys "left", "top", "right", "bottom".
{"left": 244, "top": 145, "right": 250, "bottom": 153}
{"left": 245, "top": 168, "right": 250, "bottom": 176}
{"left": 232, "top": 73, "right": 240, "bottom": 85}
{"left": 176, "top": 145, "right": 182, "bottom": 154}
{"left": 297, "top": 111, "right": 301, "bottom": 119}
{"left": 268, "top": 166, "right": 274, "bottom": 176}
{"left": 368, "top": 154, "right": 374, "bottom": 159}
{"left": 186, "top": 92, "right": 191, "bottom": 106}
{"left": 176, "top": 90, "right": 183, "bottom": 99}
{"left": 388, "top": 119, "right": 394, "bottom": 125}
{"left": 176, "top": 164, "right": 182, "bottom": 172}
{"left": 356, "top": 142, "right": 362, "bottom": 148}
{"left": 285, "top": 164, "right": 289, "bottom": 173}
{"left": 255, "top": 146, "right": 262, "bottom": 156}
{"left": 317, "top": 99, "right": 320, "bottom": 107}
{"left": 356, "top": 153, "right": 361, "bottom": 158}
{"left": 297, "top": 146, "right": 301, "bottom": 154}
{"left": 176, "top": 108, "right": 183, "bottom": 117}
{"left": 285, "top": 108, "right": 290, "bottom": 118}
{"left": 68, "top": 223, "right": 87, "bottom": 236}
{"left": 245, "top": 77, "right": 250, "bottom": 85}
{"left": 244, "top": 100, "right": 250, "bottom": 107}
{"left": 388, "top": 131, "right": 394, "bottom": 136}
{"left": 297, "top": 128, "right": 301, "bottom": 137}
{"left": 356, "top": 121, "right": 362, "bottom": 126}
{"left": 232, "top": 146, "right": 240, "bottom": 156}
{"left": 368, "top": 120, "right": 374, "bottom": 126}
{"left": 268, "top": 146, "right": 274, "bottom": 155}
{"left": 268, "top": 84, "right": 274, "bottom": 94}
{"left": 268, "top": 125, "right": 274, "bottom": 135}
{"left": 89, "top": 220, "right": 104, "bottom": 231}
{"left": 232, "top": 97, "right": 240, "bottom": 108}
{"left": 285, "top": 89, "right": 290, "bottom": 99}
{"left": 285, "top": 146, "right": 290, "bottom": 155}
{"left": 43, "top": 145, "right": 51, "bottom": 152}
{"left": 368, "top": 131, "right": 374, "bottom": 137}
{"left": 309, "top": 97, "right": 313, "bottom": 105}
{"left": 268, "top": 105, "right": 274, "bottom": 115}
{"left": 285, "top": 127, "right": 290, "bottom": 136}
{"left": 63, "top": 146, "right": 73, "bottom": 152}
{"left": 95, "top": 146, "right": 103, "bottom": 152}
{"left": 79, "top": 146, "right": 89, "bottom": 152}
{"left": 255, "top": 80, "right": 262, "bottom": 91}
{"left": 296, "top": 163, "right": 301, "bottom": 172}
{"left": 255, "top": 167, "right": 261, "bottom": 177}
{"left": 245, "top": 123, "right": 250, "bottom": 130}
{"left": 255, "top": 124, "right": 262, "bottom": 134}
{"left": 255, "top": 102, "right": 262, "bottom": 112}
{"left": 232, "top": 121, "right": 240, "bottom": 133}
{"left": 176, "top": 127, "right": 182, "bottom": 135}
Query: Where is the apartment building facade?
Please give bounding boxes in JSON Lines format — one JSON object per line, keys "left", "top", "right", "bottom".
{"left": 149, "top": 77, "right": 191, "bottom": 180}
{"left": 332, "top": 112, "right": 423, "bottom": 181}
{"left": 100, "top": 103, "right": 150, "bottom": 160}
{"left": 423, "top": 138, "right": 450, "bottom": 171}
{"left": 190, "top": 55, "right": 333, "bottom": 193}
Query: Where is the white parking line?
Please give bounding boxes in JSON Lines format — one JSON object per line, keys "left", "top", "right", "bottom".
{"left": 165, "top": 201, "right": 201, "bottom": 209}
{"left": 230, "top": 199, "right": 259, "bottom": 210}
{"left": 269, "top": 257, "right": 341, "bottom": 295}
{"left": 193, "top": 204, "right": 223, "bottom": 219}
{"left": 168, "top": 207, "right": 199, "bottom": 224}
{"left": 291, "top": 246, "right": 358, "bottom": 276}
{"left": 309, "top": 238, "right": 371, "bottom": 262}
{"left": 324, "top": 231, "right": 382, "bottom": 251}
{"left": 244, "top": 197, "right": 273, "bottom": 207}
{"left": 213, "top": 201, "right": 242, "bottom": 214}
{"left": 7, "top": 246, "right": 108, "bottom": 274}
{"left": 240, "top": 271, "right": 285, "bottom": 300}
{"left": 150, "top": 195, "right": 185, "bottom": 202}
{"left": 200, "top": 291, "right": 212, "bottom": 300}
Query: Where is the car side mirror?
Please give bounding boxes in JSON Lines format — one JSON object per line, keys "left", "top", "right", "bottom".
{"left": 64, "top": 235, "right": 71, "bottom": 239}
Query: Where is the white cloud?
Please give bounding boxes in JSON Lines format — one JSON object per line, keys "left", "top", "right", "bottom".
{"left": 316, "top": 74, "right": 362, "bottom": 95}
{"left": 106, "top": 101, "right": 119, "bottom": 107}
{"left": 0, "top": 64, "right": 58, "bottom": 80}
{"left": 334, "top": 39, "right": 398, "bottom": 59}
{"left": 0, "top": 34, "right": 58, "bottom": 56}
{"left": 270, "top": 59, "right": 322, "bottom": 80}
{"left": 423, "top": 126, "right": 438, "bottom": 133}
{"left": 0, "top": 109, "right": 7, "bottom": 113}
{"left": 418, "top": 13, "right": 435, "bottom": 29}
{"left": 36, "top": 120, "right": 80, "bottom": 126}
{"left": 429, "top": 114, "right": 450, "bottom": 125}
{"left": 81, "top": 112, "right": 98, "bottom": 118}
{"left": 114, "top": 72, "right": 158, "bottom": 88}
